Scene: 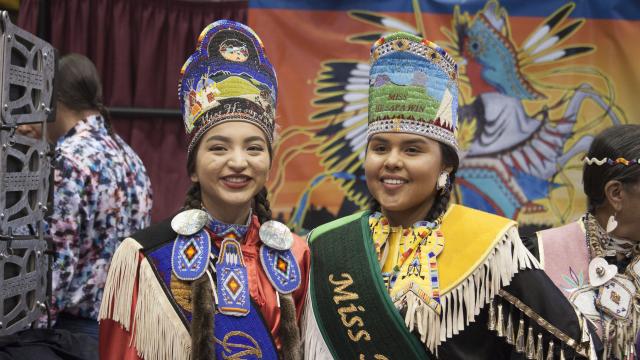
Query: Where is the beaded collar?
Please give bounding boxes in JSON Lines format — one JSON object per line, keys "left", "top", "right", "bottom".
{"left": 369, "top": 212, "right": 444, "bottom": 313}
{"left": 205, "top": 209, "right": 252, "bottom": 240}
{"left": 584, "top": 213, "right": 636, "bottom": 260}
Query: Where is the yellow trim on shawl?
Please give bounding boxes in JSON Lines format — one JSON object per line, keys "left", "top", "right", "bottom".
{"left": 438, "top": 204, "right": 516, "bottom": 295}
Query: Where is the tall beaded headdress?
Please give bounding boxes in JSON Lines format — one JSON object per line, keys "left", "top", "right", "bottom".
{"left": 368, "top": 32, "right": 459, "bottom": 157}
{"left": 178, "top": 20, "right": 277, "bottom": 155}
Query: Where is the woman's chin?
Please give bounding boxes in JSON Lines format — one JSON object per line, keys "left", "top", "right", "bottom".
{"left": 204, "top": 194, "right": 254, "bottom": 212}
{"left": 221, "top": 197, "right": 254, "bottom": 208}
{"left": 377, "top": 201, "right": 411, "bottom": 213}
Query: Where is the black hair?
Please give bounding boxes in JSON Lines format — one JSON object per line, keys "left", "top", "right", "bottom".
{"left": 583, "top": 124, "right": 640, "bottom": 212}
{"left": 369, "top": 142, "right": 459, "bottom": 223}
{"left": 56, "top": 53, "right": 115, "bottom": 136}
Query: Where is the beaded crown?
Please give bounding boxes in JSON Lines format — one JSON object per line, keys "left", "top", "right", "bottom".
{"left": 368, "top": 32, "right": 459, "bottom": 155}
{"left": 178, "top": 20, "right": 277, "bottom": 154}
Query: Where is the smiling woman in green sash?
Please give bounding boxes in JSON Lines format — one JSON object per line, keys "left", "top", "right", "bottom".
{"left": 302, "top": 32, "right": 597, "bottom": 360}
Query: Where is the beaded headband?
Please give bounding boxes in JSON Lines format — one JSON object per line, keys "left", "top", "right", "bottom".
{"left": 583, "top": 157, "right": 640, "bottom": 166}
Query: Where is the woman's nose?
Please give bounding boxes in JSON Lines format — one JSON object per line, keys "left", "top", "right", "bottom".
{"left": 383, "top": 149, "right": 403, "bottom": 170}
{"left": 227, "top": 149, "right": 249, "bottom": 170}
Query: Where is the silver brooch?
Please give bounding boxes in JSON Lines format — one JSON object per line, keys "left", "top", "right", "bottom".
{"left": 171, "top": 209, "right": 208, "bottom": 236}
{"left": 259, "top": 220, "right": 294, "bottom": 250}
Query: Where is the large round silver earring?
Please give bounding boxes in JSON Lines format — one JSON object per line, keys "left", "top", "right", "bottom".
{"left": 606, "top": 213, "right": 618, "bottom": 233}
{"left": 436, "top": 172, "right": 449, "bottom": 192}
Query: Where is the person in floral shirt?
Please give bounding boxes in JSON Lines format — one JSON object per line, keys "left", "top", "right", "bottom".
{"left": 45, "top": 54, "right": 152, "bottom": 339}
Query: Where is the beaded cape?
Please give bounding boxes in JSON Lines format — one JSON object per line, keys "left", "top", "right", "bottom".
{"left": 303, "top": 205, "right": 595, "bottom": 359}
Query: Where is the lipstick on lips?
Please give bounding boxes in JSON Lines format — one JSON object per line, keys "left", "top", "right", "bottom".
{"left": 221, "top": 175, "right": 252, "bottom": 189}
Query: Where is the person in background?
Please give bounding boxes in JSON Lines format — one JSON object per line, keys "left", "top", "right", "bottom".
{"left": 37, "top": 53, "right": 152, "bottom": 339}
{"left": 535, "top": 124, "right": 640, "bottom": 359}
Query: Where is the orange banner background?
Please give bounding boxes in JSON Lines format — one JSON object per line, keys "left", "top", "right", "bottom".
{"left": 249, "top": 4, "right": 640, "bottom": 232}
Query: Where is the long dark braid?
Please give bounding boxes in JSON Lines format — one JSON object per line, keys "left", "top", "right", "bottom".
{"left": 95, "top": 102, "right": 116, "bottom": 138}
{"left": 424, "top": 143, "right": 458, "bottom": 222}
{"left": 253, "top": 187, "right": 272, "bottom": 224}
{"left": 425, "top": 171, "right": 456, "bottom": 222}
{"left": 183, "top": 182, "right": 202, "bottom": 210}
{"left": 183, "top": 145, "right": 203, "bottom": 211}
{"left": 254, "top": 144, "right": 275, "bottom": 225}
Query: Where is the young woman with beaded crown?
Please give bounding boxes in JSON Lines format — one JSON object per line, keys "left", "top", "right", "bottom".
{"left": 302, "top": 32, "right": 596, "bottom": 359}
{"left": 98, "top": 20, "right": 309, "bottom": 360}
{"left": 535, "top": 124, "right": 640, "bottom": 359}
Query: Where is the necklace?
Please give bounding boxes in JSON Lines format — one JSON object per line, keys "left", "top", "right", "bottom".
{"left": 583, "top": 213, "right": 640, "bottom": 359}
{"left": 370, "top": 213, "right": 445, "bottom": 313}
{"left": 584, "top": 213, "right": 608, "bottom": 259}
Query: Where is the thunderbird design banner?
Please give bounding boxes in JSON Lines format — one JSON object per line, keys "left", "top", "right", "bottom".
{"left": 248, "top": 0, "right": 640, "bottom": 234}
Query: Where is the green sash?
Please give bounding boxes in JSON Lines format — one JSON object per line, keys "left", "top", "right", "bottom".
{"left": 308, "top": 212, "right": 429, "bottom": 359}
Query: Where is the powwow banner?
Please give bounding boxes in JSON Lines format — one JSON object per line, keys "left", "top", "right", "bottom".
{"left": 248, "top": 0, "right": 640, "bottom": 235}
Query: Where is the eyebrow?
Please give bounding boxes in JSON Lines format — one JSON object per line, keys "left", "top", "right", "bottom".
{"left": 402, "top": 139, "right": 428, "bottom": 146}
{"left": 369, "top": 135, "right": 389, "bottom": 144}
{"left": 369, "top": 135, "right": 428, "bottom": 146}
{"left": 244, "top": 136, "right": 267, "bottom": 144}
{"left": 204, "top": 135, "right": 267, "bottom": 144}
{"left": 205, "top": 135, "right": 231, "bottom": 143}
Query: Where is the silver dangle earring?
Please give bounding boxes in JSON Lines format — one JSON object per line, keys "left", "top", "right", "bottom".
{"left": 436, "top": 172, "right": 449, "bottom": 192}
{"left": 606, "top": 212, "right": 618, "bottom": 233}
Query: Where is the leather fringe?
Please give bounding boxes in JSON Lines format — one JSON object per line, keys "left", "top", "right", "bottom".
{"left": 397, "top": 226, "right": 539, "bottom": 352}
{"left": 98, "top": 238, "right": 143, "bottom": 330}
{"left": 133, "top": 258, "right": 191, "bottom": 360}
{"left": 98, "top": 238, "right": 192, "bottom": 360}
{"left": 489, "top": 295, "right": 597, "bottom": 360}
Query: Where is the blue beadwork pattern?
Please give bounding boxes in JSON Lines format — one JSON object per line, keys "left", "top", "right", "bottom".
{"left": 215, "top": 308, "right": 278, "bottom": 359}
{"left": 259, "top": 245, "right": 301, "bottom": 294}
{"left": 171, "top": 229, "right": 211, "bottom": 281}
{"left": 148, "top": 242, "right": 192, "bottom": 321}
{"left": 216, "top": 239, "right": 250, "bottom": 316}
{"left": 145, "top": 241, "right": 277, "bottom": 358}
{"left": 208, "top": 216, "right": 249, "bottom": 240}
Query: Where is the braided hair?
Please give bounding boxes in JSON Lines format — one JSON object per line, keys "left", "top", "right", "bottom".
{"left": 182, "top": 182, "right": 203, "bottom": 211}
{"left": 253, "top": 187, "right": 273, "bottom": 224}
{"left": 184, "top": 129, "right": 273, "bottom": 224}
{"left": 368, "top": 142, "right": 459, "bottom": 223}
{"left": 423, "top": 143, "right": 458, "bottom": 222}
{"left": 95, "top": 102, "right": 113, "bottom": 134}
